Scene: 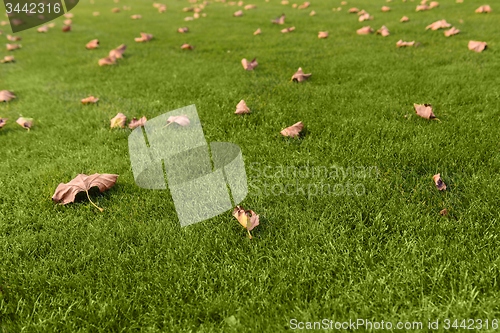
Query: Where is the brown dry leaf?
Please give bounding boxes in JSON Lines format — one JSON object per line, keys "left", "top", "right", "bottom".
{"left": 281, "top": 121, "right": 304, "bottom": 137}
{"left": 429, "top": 1, "right": 439, "bottom": 8}
{"left": 52, "top": 173, "right": 119, "bottom": 212}
{"left": 131, "top": 14, "right": 142, "bottom": 19}
{"left": 281, "top": 26, "right": 295, "bottom": 33}
{"left": 0, "top": 118, "right": 7, "bottom": 128}
{"left": 112, "top": 7, "right": 121, "bottom": 13}
{"left": 444, "top": 27, "right": 460, "bottom": 37}
{"left": 356, "top": 26, "right": 374, "bottom": 35}
{"left": 1, "top": 55, "right": 14, "bottom": 63}
{"left": 439, "top": 208, "right": 448, "bottom": 216}
{"left": 181, "top": 43, "right": 194, "bottom": 50}
{"left": 397, "top": 39, "right": 415, "bottom": 47}
{"left": 86, "top": 39, "right": 99, "bottom": 49}
{"left": 291, "top": 67, "right": 311, "bottom": 82}
{"left": 235, "top": 100, "right": 250, "bottom": 114}
{"left": 400, "top": 16, "right": 409, "bottom": 22}
{"left": 348, "top": 7, "right": 359, "bottom": 13}
{"left": 0, "top": 90, "right": 16, "bottom": 102}
{"left": 298, "top": 1, "right": 310, "bottom": 9}
{"left": 37, "top": 25, "right": 49, "bottom": 33}
{"left": 6, "top": 35, "right": 21, "bottom": 41}
{"left": 381, "top": 6, "right": 390, "bottom": 11}
{"left": 81, "top": 96, "right": 99, "bottom": 104}
{"left": 318, "top": 31, "right": 328, "bottom": 39}
{"left": 135, "top": 32, "right": 153, "bottom": 42}
{"left": 376, "top": 25, "right": 390, "bottom": 36}
{"left": 110, "top": 113, "right": 127, "bottom": 128}
{"left": 254, "top": 28, "right": 261, "bottom": 35}
{"left": 475, "top": 5, "right": 491, "bottom": 13}
{"left": 6, "top": 44, "right": 21, "bottom": 51}
{"left": 165, "top": 115, "right": 190, "bottom": 127}
{"left": 416, "top": 4, "right": 430, "bottom": 11}
{"left": 16, "top": 117, "right": 33, "bottom": 130}
{"left": 234, "top": 10, "right": 243, "bottom": 16}
{"left": 414, "top": 103, "right": 436, "bottom": 119}
{"left": 98, "top": 55, "right": 116, "bottom": 66}
{"left": 426, "top": 19, "right": 451, "bottom": 30}
{"left": 178, "top": 27, "right": 189, "bottom": 33}
{"left": 468, "top": 40, "right": 487, "bottom": 52}
{"left": 272, "top": 14, "right": 286, "bottom": 24}
{"left": 358, "top": 13, "right": 373, "bottom": 22}
{"left": 129, "top": 116, "right": 147, "bottom": 129}
{"left": 109, "top": 44, "right": 127, "bottom": 59}
{"left": 62, "top": 25, "right": 71, "bottom": 32}
{"left": 241, "top": 57, "right": 258, "bottom": 70}
{"left": 432, "top": 173, "right": 447, "bottom": 191}
{"left": 232, "top": 206, "right": 260, "bottom": 239}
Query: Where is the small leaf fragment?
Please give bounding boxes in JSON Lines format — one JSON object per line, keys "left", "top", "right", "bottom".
{"left": 129, "top": 116, "right": 147, "bottom": 129}
{"left": 241, "top": 57, "right": 258, "bottom": 70}
{"left": 433, "top": 173, "right": 447, "bottom": 191}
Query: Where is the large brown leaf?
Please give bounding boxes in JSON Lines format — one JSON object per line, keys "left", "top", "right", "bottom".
{"left": 52, "top": 173, "right": 119, "bottom": 211}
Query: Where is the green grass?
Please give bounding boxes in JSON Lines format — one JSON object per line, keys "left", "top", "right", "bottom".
{"left": 1, "top": 0, "right": 500, "bottom": 331}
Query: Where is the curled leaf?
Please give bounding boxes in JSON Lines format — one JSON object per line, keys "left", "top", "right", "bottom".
{"left": 468, "top": 40, "right": 487, "bottom": 53}
{"left": 109, "top": 44, "right": 127, "bottom": 59}
{"left": 16, "top": 117, "right": 33, "bottom": 130}
{"left": 413, "top": 103, "right": 436, "bottom": 119}
{"left": 358, "top": 13, "right": 373, "bottom": 22}
{"left": 81, "top": 96, "right": 99, "bottom": 104}
{"left": 52, "top": 173, "right": 119, "bottom": 212}
{"left": 439, "top": 208, "right": 448, "bottom": 216}
{"left": 281, "top": 121, "right": 304, "bottom": 137}
{"left": 129, "top": 116, "right": 147, "bottom": 129}
{"left": 86, "top": 39, "right": 99, "bottom": 49}
{"left": 241, "top": 57, "right": 258, "bottom": 70}
{"left": 181, "top": 43, "right": 194, "bottom": 50}
{"left": 291, "top": 67, "right": 311, "bottom": 82}
{"left": 235, "top": 100, "right": 250, "bottom": 114}
{"left": 356, "top": 26, "right": 374, "bottom": 35}
{"left": 318, "top": 31, "right": 328, "bottom": 39}
{"left": 232, "top": 206, "right": 260, "bottom": 239}
{"left": 433, "top": 173, "right": 447, "bottom": 191}
{"left": 0, "top": 90, "right": 16, "bottom": 102}
{"left": 376, "top": 25, "right": 390, "bottom": 37}
{"left": 110, "top": 113, "right": 127, "bottom": 128}
{"left": 62, "top": 25, "right": 71, "bottom": 32}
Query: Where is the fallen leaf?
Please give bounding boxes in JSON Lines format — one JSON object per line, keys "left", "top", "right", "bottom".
{"left": 109, "top": 44, "right": 127, "bottom": 59}
{"left": 86, "top": 39, "right": 99, "bottom": 49}
{"left": 376, "top": 25, "right": 390, "bottom": 37}
{"left": 475, "top": 5, "right": 491, "bottom": 13}
{"left": 253, "top": 28, "right": 261, "bottom": 35}
{"left": 181, "top": 43, "right": 194, "bottom": 50}
{"left": 6, "top": 44, "right": 21, "bottom": 51}
{"left": 165, "top": 115, "right": 190, "bottom": 127}
{"left": 413, "top": 103, "right": 436, "bottom": 119}
{"left": 416, "top": 4, "right": 429, "bottom": 11}
{"left": 381, "top": 6, "right": 390, "bottom": 11}
{"left": 429, "top": 1, "right": 439, "bottom": 8}
{"left": 400, "top": 16, "right": 409, "bottom": 22}
{"left": 348, "top": 7, "right": 359, "bottom": 13}
{"left": 235, "top": 100, "right": 250, "bottom": 114}
{"left": 426, "top": 19, "right": 451, "bottom": 30}
{"left": 16, "top": 117, "right": 33, "bottom": 130}
{"left": 233, "top": 10, "right": 243, "bottom": 16}
{"left": 468, "top": 40, "right": 487, "bottom": 52}
{"left": 396, "top": 39, "right": 415, "bottom": 47}
{"left": 158, "top": 5, "right": 167, "bottom": 13}
{"left": 37, "top": 25, "right": 49, "bottom": 33}
{"left": 52, "top": 173, "right": 119, "bottom": 212}
{"left": 318, "top": 31, "right": 328, "bottom": 38}
{"left": 131, "top": 14, "right": 142, "bottom": 19}
{"left": 0, "top": 90, "right": 16, "bottom": 102}
{"left": 432, "top": 173, "right": 447, "bottom": 191}
{"left": 62, "top": 25, "right": 71, "bottom": 32}
{"left": 241, "top": 57, "right": 258, "bottom": 70}
{"left": 291, "top": 67, "right": 311, "bottom": 82}
{"left": 64, "top": 13, "right": 74, "bottom": 18}
{"left": 281, "top": 26, "right": 295, "bottom": 33}
{"left": 439, "top": 208, "right": 448, "bottom": 216}
{"left": 356, "top": 26, "right": 374, "bottom": 35}
{"left": 6, "top": 35, "right": 21, "bottom": 41}
{"left": 1, "top": 55, "right": 14, "bottom": 63}
{"left": 245, "top": 4, "right": 257, "bottom": 10}
{"left": 232, "top": 205, "right": 260, "bottom": 239}
{"left": 81, "top": 96, "right": 99, "bottom": 104}
{"left": 444, "top": 27, "right": 460, "bottom": 37}
{"left": 110, "top": 113, "right": 127, "bottom": 128}
{"left": 112, "top": 7, "right": 120, "bottom": 13}
{"left": 98, "top": 55, "right": 116, "bottom": 66}
{"left": 183, "top": 7, "right": 194, "bottom": 12}
{"left": 281, "top": 121, "right": 304, "bottom": 137}
{"left": 184, "top": 16, "right": 194, "bottom": 21}
{"left": 48, "top": 23, "right": 56, "bottom": 28}
{"left": 129, "top": 116, "right": 147, "bottom": 129}
{"left": 64, "top": 19, "right": 72, "bottom": 25}
{"left": 135, "top": 32, "right": 153, "bottom": 42}
{"left": 271, "top": 14, "right": 286, "bottom": 24}
{"left": 177, "top": 27, "right": 189, "bottom": 33}
{"left": 0, "top": 118, "right": 7, "bottom": 128}
{"left": 298, "top": 1, "right": 310, "bottom": 9}
{"left": 358, "top": 13, "right": 373, "bottom": 22}
{"left": 309, "top": 10, "right": 316, "bottom": 16}
{"left": 93, "top": 11, "right": 100, "bottom": 16}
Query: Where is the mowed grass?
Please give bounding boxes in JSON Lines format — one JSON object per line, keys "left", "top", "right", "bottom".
{"left": 1, "top": 0, "right": 500, "bottom": 331}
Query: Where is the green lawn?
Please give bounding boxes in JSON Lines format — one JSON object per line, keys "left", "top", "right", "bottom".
{"left": 1, "top": 0, "right": 499, "bottom": 331}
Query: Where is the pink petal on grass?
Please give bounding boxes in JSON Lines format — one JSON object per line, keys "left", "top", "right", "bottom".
{"left": 166, "top": 115, "right": 190, "bottom": 127}
{"left": 280, "top": 121, "right": 304, "bottom": 137}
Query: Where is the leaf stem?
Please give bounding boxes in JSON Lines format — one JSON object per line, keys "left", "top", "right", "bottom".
{"left": 85, "top": 190, "right": 104, "bottom": 212}
{"left": 161, "top": 122, "right": 173, "bottom": 129}
{"left": 247, "top": 229, "right": 253, "bottom": 239}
